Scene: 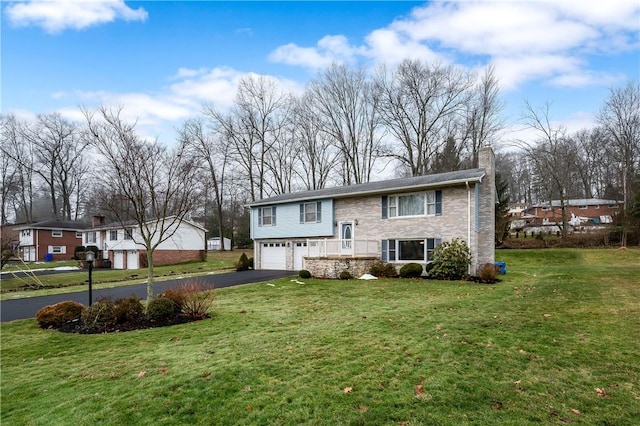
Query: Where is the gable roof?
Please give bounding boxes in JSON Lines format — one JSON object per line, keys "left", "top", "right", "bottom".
{"left": 15, "top": 220, "right": 90, "bottom": 231}
{"left": 247, "top": 168, "right": 486, "bottom": 207}
{"left": 84, "top": 216, "right": 207, "bottom": 232}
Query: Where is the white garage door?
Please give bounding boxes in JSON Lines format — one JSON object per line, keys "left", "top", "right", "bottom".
{"left": 261, "top": 242, "right": 286, "bottom": 270}
{"left": 113, "top": 251, "right": 124, "bottom": 269}
{"left": 127, "top": 250, "right": 139, "bottom": 269}
{"left": 293, "top": 242, "right": 307, "bottom": 271}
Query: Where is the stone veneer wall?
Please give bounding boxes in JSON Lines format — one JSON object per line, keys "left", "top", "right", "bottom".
{"left": 305, "top": 257, "right": 378, "bottom": 279}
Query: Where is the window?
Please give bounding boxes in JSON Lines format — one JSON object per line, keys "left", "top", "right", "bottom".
{"left": 300, "top": 202, "right": 321, "bottom": 223}
{"left": 384, "top": 191, "right": 441, "bottom": 218}
{"left": 124, "top": 229, "right": 133, "bottom": 240}
{"left": 76, "top": 232, "right": 83, "bottom": 238}
{"left": 22, "top": 230, "right": 31, "bottom": 237}
{"left": 382, "top": 238, "right": 442, "bottom": 263}
{"left": 258, "top": 207, "right": 276, "bottom": 226}
{"left": 52, "top": 246, "right": 63, "bottom": 254}
{"left": 52, "top": 230, "right": 63, "bottom": 237}
{"left": 86, "top": 232, "right": 96, "bottom": 244}
{"left": 109, "top": 230, "right": 118, "bottom": 241}
{"left": 579, "top": 205, "right": 588, "bottom": 210}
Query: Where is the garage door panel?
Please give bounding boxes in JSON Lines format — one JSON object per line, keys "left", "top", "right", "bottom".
{"left": 261, "top": 242, "right": 286, "bottom": 270}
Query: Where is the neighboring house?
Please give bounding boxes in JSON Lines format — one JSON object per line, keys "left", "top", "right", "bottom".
{"left": 207, "top": 237, "right": 231, "bottom": 251}
{"left": 15, "top": 220, "right": 89, "bottom": 262}
{"left": 247, "top": 147, "right": 496, "bottom": 277}
{"left": 507, "top": 202, "right": 529, "bottom": 217}
{"left": 83, "top": 216, "right": 206, "bottom": 270}
{"left": 523, "top": 199, "right": 623, "bottom": 225}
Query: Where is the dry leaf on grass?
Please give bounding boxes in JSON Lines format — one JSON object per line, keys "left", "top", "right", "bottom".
{"left": 414, "top": 384, "right": 424, "bottom": 395}
{"left": 571, "top": 408, "right": 581, "bottom": 415}
{"left": 137, "top": 371, "right": 146, "bottom": 378}
{"left": 159, "top": 368, "right": 168, "bottom": 375}
{"left": 492, "top": 401, "right": 503, "bottom": 410}
{"left": 595, "top": 387, "right": 608, "bottom": 397}
{"left": 343, "top": 387, "right": 353, "bottom": 394}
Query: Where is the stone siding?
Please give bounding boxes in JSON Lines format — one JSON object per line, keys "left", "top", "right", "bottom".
{"left": 305, "top": 257, "right": 378, "bottom": 279}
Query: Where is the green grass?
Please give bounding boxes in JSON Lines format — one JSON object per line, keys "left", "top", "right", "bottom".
{"left": 2, "top": 248, "right": 639, "bottom": 425}
{"left": 0, "top": 250, "right": 252, "bottom": 298}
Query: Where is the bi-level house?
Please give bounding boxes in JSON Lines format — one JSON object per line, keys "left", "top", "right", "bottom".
{"left": 83, "top": 216, "right": 206, "bottom": 270}
{"left": 247, "top": 147, "right": 496, "bottom": 278}
{"left": 16, "top": 220, "right": 89, "bottom": 262}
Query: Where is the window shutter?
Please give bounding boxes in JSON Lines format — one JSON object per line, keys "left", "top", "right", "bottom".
{"left": 381, "top": 196, "right": 388, "bottom": 219}
{"left": 272, "top": 206, "right": 276, "bottom": 226}
{"left": 435, "top": 190, "right": 442, "bottom": 216}
{"left": 381, "top": 240, "right": 388, "bottom": 262}
{"left": 316, "top": 202, "right": 322, "bottom": 222}
{"left": 388, "top": 239, "right": 396, "bottom": 261}
{"left": 300, "top": 204, "right": 304, "bottom": 223}
{"left": 258, "top": 208, "right": 263, "bottom": 226}
{"left": 61, "top": 246, "right": 67, "bottom": 254}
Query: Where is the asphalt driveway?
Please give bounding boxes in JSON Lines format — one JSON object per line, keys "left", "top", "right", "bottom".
{"left": 0, "top": 269, "right": 294, "bottom": 322}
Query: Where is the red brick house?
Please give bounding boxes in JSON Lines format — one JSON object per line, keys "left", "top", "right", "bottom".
{"left": 523, "top": 199, "right": 623, "bottom": 225}
{"left": 16, "top": 220, "right": 90, "bottom": 262}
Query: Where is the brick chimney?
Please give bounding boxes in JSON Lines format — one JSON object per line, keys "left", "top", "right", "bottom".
{"left": 92, "top": 215, "right": 106, "bottom": 227}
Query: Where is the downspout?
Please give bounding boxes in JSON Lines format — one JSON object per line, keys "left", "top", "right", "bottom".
{"left": 466, "top": 181, "right": 471, "bottom": 274}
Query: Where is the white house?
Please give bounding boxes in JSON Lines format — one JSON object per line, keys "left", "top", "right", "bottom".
{"left": 83, "top": 216, "right": 206, "bottom": 270}
{"left": 246, "top": 147, "right": 496, "bottom": 278}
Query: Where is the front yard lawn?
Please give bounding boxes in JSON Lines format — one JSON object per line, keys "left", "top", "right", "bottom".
{"left": 1, "top": 248, "right": 639, "bottom": 424}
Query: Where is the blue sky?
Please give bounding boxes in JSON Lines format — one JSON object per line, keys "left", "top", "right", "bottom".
{"left": 2, "top": 0, "right": 639, "bottom": 146}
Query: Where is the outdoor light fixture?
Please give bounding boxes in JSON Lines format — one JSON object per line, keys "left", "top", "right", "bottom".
{"left": 85, "top": 251, "right": 95, "bottom": 306}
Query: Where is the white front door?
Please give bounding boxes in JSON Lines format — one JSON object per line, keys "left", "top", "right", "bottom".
{"left": 293, "top": 242, "right": 307, "bottom": 270}
{"left": 340, "top": 221, "right": 354, "bottom": 255}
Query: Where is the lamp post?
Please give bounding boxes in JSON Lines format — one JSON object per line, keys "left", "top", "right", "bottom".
{"left": 85, "top": 251, "right": 95, "bottom": 306}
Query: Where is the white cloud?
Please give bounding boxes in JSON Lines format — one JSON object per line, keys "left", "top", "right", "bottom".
{"left": 6, "top": 0, "right": 148, "bottom": 33}
{"left": 269, "top": 0, "right": 639, "bottom": 91}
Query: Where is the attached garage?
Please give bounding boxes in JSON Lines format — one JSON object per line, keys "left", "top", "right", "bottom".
{"left": 260, "top": 242, "right": 286, "bottom": 270}
{"left": 127, "top": 250, "right": 139, "bottom": 269}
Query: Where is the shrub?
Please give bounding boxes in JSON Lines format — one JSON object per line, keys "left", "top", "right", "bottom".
{"left": 73, "top": 246, "right": 86, "bottom": 260}
{"left": 339, "top": 270, "right": 352, "bottom": 280}
{"left": 248, "top": 257, "right": 254, "bottom": 269}
{"left": 399, "top": 262, "right": 423, "bottom": 278}
{"left": 82, "top": 300, "right": 117, "bottom": 332}
{"left": 36, "top": 301, "right": 85, "bottom": 329}
{"left": 299, "top": 269, "right": 311, "bottom": 279}
{"left": 147, "top": 297, "right": 176, "bottom": 322}
{"left": 161, "top": 288, "right": 187, "bottom": 314}
{"left": 369, "top": 261, "right": 398, "bottom": 278}
{"left": 113, "top": 295, "right": 144, "bottom": 323}
{"left": 180, "top": 280, "right": 215, "bottom": 319}
{"left": 477, "top": 263, "right": 498, "bottom": 284}
{"left": 430, "top": 238, "right": 471, "bottom": 280}
{"left": 235, "top": 252, "right": 250, "bottom": 271}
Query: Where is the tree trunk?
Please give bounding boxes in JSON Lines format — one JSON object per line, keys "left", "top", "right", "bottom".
{"left": 146, "top": 250, "right": 155, "bottom": 303}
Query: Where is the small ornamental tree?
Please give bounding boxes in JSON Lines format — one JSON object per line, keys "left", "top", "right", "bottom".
{"left": 430, "top": 238, "right": 471, "bottom": 280}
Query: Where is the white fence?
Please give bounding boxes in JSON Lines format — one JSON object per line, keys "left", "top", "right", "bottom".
{"left": 307, "top": 239, "right": 378, "bottom": 258}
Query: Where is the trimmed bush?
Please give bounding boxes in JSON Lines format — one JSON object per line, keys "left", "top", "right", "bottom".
{"left": 235, "top": 252, "right": 250, "bottom": 271}
{"left": 147, "top": 297, "right": 176, "bottom": 322}
{"left": 299, "top": 269, "right": 311, "bottom": 279}
{"left": 430, "top": 238, "right": 471, "bottom": 280}
{"left": 399, "top": 262, "right": 423, "bottom": 278}
{"left": 82, "top": 300, "right": 117, "bottom": 332}
{"left": 339, "top": 270, "right": 352, "bottom": 280}
{"left": 113, "top": 296, "right": 144, "bottom": 323}
{"left": 369, "top": 261, "right": 398, "bottom": 278}
{"left": 478, "top": 263, "right": 498, "bottom": 284}
{"left": 36, "top": 301, "right": 85, "bottom": 329}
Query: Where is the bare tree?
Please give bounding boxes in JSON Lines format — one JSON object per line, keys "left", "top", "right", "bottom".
{"left": 308, "top": 63, "right": 382, "bottom": 184}
{"left": 290, "top": 93, "right": 339, "bottom": 190}
{"left": 374, "top": 60, "right": 474, "bottom": 176}
{"left": 519, "top": 102, "right": 575, "bottom": 240}
{"left": 179, "top": 117, "right": 230, "bottom": 250}
{"left": 460, "top": 64, "right": 504, "bottom": 167}
{"left": 0, "top": 115, "right": 36, "bottom": 223}
{"left": 597, "top": 82, "right": 640, "bottom": 210}
{"left": 84, "top": 106, "right": 199, "bottom": 303}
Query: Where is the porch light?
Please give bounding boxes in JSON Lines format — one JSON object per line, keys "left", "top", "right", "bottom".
{"left": 85, "top": 251, "right": 95, "bottom": 306}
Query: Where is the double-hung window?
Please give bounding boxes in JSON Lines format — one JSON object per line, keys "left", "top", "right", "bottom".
{"left": 124, "top": 229, "right": 133, "bottom": 240}
{"left": 258, "top": 207, "right": 276, "bottom": 227}
{"left": 86, "top": 232, "right": 96, "bottom": 244}
{"left": 384, "top": 190, "right": 441, "bottom": 218}
{"left": 52, "top": 230, "right": 63, "bottom": 237}
{"left": 109, "top": 230, "right": 118, "bottom": 241}
{"left": 300, "top": 202, "right": 321, "bottom": 224}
